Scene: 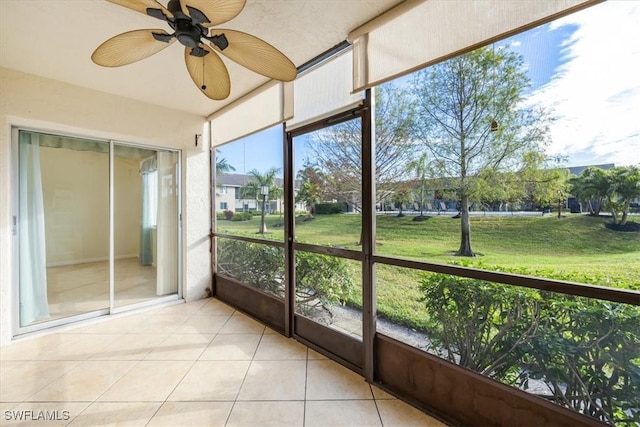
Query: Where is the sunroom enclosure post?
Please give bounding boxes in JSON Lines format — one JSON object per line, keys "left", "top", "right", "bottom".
{"left": 284, "top": 123, "right": 294, "bottom": 337}
{"left": 361, "top": 89, "right": 376, "bottom": 382}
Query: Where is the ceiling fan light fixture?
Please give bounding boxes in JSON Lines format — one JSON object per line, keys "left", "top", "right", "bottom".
{"left": 95, "top": 0, "right": 297, "bottom": 100}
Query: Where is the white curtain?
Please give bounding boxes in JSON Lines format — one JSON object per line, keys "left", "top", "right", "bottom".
{"left": 156, "top": 151, "right": 178, "bottom": 295}
{"left": 139, "top": 156, "right": 157, "bottom": 266}
{"left": 19, "top": 132, "right": 49, "bottom": 325}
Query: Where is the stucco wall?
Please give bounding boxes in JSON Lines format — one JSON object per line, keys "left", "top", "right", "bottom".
{"left": 0, "top": 67, "right": 211, "bottom": 345}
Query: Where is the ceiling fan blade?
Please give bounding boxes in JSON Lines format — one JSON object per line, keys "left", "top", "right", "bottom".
{"left": 106, "top": 0, "right": 173, "bottom": 20}
{"left": 209, "top": 29, "right": 297, "bottom": 81}
{"left": 92, "top": 29, "right": 175, "bottom": 67}
{"left": 179, "top": 0, "right": 246, "bottom": 26}
{"left": 184, "top": 45, "right": 231, "bottom": 100}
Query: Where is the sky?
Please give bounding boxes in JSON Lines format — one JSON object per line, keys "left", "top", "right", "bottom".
{"left": 217, "top": 0, "right": 640, "bottom": 177}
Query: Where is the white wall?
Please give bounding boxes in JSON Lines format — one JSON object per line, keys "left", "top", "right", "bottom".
{"left": 40, "top": 149, "right": 141, "bottom": 265}
{"left": 0, "top": 67, "right": 211, "bottom": 345}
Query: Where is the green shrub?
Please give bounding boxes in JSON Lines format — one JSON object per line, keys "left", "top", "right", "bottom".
{"left": 418, "top": 269, "right": 640, "bottom": 425}
{"left": 230, "top": 212, "right": 252, "bottom": 221}
{"left": 295, "top": 251, "right": 354, "bottom": 312}
{"left": 217, "top": 239, "right": 354, "bottom": 313}
{"left": 216, "top": 212, "right": 227, "bottom": 220}
{"left": 315, "top": 203, "right": 345, "bottom": 214}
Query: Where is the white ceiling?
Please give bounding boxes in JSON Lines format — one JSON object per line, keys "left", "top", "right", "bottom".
{"left": 0, "top": 0, "right": 404, "bottom": 117}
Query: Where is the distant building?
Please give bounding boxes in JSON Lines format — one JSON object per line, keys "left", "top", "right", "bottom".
{"left": 215, "top": 173, "right": 304, "bottom": 213}
{"left": 567, "top": 163, "right": 615, "bottom": 176}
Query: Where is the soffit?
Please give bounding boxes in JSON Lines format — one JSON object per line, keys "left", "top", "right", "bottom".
{"left": 0, "top": 0, "right": 404, "bottom": 117}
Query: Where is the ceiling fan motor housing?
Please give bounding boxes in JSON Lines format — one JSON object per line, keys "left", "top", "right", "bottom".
{"left": 175, "top": 20, "right": 203, "bottom": 47}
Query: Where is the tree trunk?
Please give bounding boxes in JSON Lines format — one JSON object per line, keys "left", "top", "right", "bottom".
{"left": 620, "top": 200, "right": 630, "bottom": 225}
{"left": 456, "top": 194, "right": 475, "bottom": 256}
{"left": 607, "top": 196, "right": 619, "bottom": 224}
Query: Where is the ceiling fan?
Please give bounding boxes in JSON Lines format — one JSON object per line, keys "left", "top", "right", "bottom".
{"left": 92, "top": 0, "right": 297, "bottom": 100}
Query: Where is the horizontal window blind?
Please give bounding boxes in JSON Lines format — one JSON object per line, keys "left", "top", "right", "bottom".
{"left": 286, "top": 48, "right": 363, "bottom": 131}
{"left": 349, "top": 0, "right": 598, "bottom": 92}
{"left": 209, "top": 81, "right": 292, "bottom": 147}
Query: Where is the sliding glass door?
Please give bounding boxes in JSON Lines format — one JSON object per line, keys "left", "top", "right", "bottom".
{"left": 114, "top": 145, "right": 179, "bottom": 308}
{"left": 16, "top": 130, "right": 181, "bottom": 331}
{"left": 18, "top": 131, "right": 110, "bottom": 326}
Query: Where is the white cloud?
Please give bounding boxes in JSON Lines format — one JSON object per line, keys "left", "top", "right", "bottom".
{"left": 527, "top": 1, "right": 640, "bottom": 167}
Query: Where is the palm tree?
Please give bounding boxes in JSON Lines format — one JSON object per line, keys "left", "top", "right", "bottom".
{"left": 240, "top": 167, "right": 282, "bottom": 233}
{"left": 408, "top": 152, "right": 432, "bottom": 217}
{"left": 215, "top": 149, "right": 235, "bottom": 175}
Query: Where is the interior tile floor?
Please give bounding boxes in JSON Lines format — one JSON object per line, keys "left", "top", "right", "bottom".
{"left": 43, "top": 258, "right": 159, "bottom": 323}
{"left": 1, "top": 298, "right": 447, "bottom": 426}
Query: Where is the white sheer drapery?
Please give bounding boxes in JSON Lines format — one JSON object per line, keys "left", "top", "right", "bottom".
{"left": 156, "top": 151, "right": 178, "bottom": 295}
{"left": 139, "top": 155, "right": 157, "bottom": 266}
{"left": 19, "top": 132, "right": 50, "bottom": 325}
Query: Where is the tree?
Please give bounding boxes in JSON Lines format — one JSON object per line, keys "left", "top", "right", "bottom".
{"left": 408, "top": 152, "right": 433, "bottom": 217}
{"left": 569, "top": 165, "right": 640, "bottom": 225}
{"left": 391, "top": 185, "right": 414, "bottom": 217}
{"left": 296, "top": 163, "right": 323, "bottom": 216}
{"left": 569, "top": 167, "right": 610, "bottom": 216}
{"left": 606, "top": 166, "right": 640, "bottom": 226}
{"left": 306, "top": 84, "right": 418, "bottom": 212}
{"left": 518, "top": 153, "right": 570, "bottom": 212}
{"left": 411, "top": 46, "right": 551, "bottom": 256}
{"left": 239, "top": 167, "right": 282, "bottom": 233}
{"left": 215, "top": 149, "right": 235, "bottom": 175}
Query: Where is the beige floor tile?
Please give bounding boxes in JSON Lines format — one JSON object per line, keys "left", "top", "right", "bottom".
{"left": 306, "top": 360, "right": 373, "bottom": 400}
{"left": 144, "top": 333, "right": 214, "bottom": 360}
{"left": 146, "top": 401, "right": 233, "bottom": 427}
{"left": 0, "top": 334, "right": 74, "bottom": 361}
{"left": 307, "top": 349, "right": 328, "bottom": 360}
{"left": 253, "top": 333, "right": 307, "bottom": 360}
{"left": 226, "top": 401, "right": 304, "bottom": 427}
{"left": 0, "top": 360, "right": 25, "bottom": 376}
{"left": 123, "top": 314, "right": 187, "bottom": 334}
{"left": 65, "top": 315, "right": 139, "bottom": 334}
{"left": 168, "top": 361, "right": 250, "bottom": 401}
{"left": 197, "top": 299, "right": 236, "bottom": 316}
{"left": 33, "top": 334, "right": 120, "bottom": 361}
{"left": 371, "top": 384, "right": 397, "bottom": 400}
{"left": 174, "top": 314, "right": 230, "bottom": 335}
{"left": 98, "top": 361, "right": 192, "bottom": 402}
{"left": 376, "top": 399, "right": 448, "bottom": 427}
{"left": 151, "top": 300, "right": 207, "bottom": 316}
{"left": 89, "top": 333, "right": 167, "bottom": 360}
{"left": 3, "top": 402, "right": 90, "bottom": 426}
{"left": 26, "top": 361, "right": 136, "bottom": 402}
{"left": 67, "top": 402, "right": 161, "bottom": 427}
{"left": 0, "top": 402, "right": 19, "bottom": 413}
{"left": 305, "top": 400, "right": 382, "bottom": 427}
{"left": 0, "top": 361, "right": 79, "bottom": 402}
{"left": 237, "top": 360, "right": 306, "bottom": 401}
{"left": 199, "top": 334, "right": 262, "bottom": 361}
{"left": 218, "top": 312, "right": 266, "bottom": 334}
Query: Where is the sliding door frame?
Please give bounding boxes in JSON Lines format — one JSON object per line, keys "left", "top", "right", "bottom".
{"left": 11, "top": 127, "right": 183, "bottom": 337}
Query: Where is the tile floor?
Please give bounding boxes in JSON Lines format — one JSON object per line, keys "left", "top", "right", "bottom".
{"left": 44, "top": 258, "right": 158, "bottom": 323}
{"left": 0, "top": 298, "right": 447, "bottom": 426}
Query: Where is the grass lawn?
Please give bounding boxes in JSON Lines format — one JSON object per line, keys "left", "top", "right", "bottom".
{"left": 217, "top": 212, "right": 640, "bottom": 328}
{"left": 217, "top": 213, "right": 639, "bottom": 285}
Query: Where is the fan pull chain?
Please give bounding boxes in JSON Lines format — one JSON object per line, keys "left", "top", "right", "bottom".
{"left": 201, "top": 55, "right": 207, "bottom": 90}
